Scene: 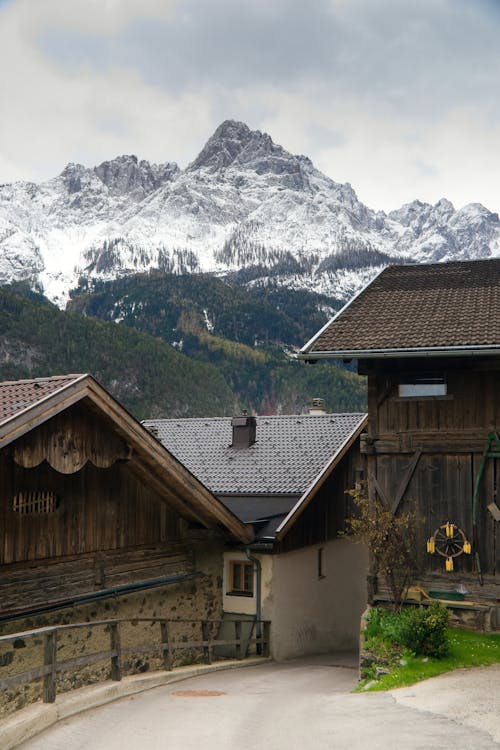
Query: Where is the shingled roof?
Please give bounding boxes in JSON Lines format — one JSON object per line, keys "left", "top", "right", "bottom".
{"left": 301, "top": 259, "right": 500, "bottom": 359}
{"left": 0, "top": 374, "right": 85, "bottom": 424}
{"left": 143, "top": 413, "right": 367, "bottom": 540}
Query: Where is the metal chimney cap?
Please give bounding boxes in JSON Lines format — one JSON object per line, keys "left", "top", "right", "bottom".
{"left": 309, "top": 398, "right": 326, "bottom": 415}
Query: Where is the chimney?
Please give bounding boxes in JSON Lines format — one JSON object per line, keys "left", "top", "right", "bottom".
{"left": 231, "top": 411, "right": 256, "bottom": 448}
{"left": 309, "top": 398, "right": 327, "bottom": 415}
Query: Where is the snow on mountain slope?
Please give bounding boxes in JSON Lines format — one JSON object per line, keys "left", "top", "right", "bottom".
{"left": 0, "top": 120, "right": 499, "bottom": 305}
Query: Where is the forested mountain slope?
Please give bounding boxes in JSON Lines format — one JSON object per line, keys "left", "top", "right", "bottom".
{"left": 0, "top": 286, "right": 237, "bottom": 418}
{"left": 68, "top": 272, "right": 367, "bottom": 414}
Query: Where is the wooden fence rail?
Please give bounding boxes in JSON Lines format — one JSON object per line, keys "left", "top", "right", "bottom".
{"left": 0, "top": 617, "right": 271, "bottom": 704}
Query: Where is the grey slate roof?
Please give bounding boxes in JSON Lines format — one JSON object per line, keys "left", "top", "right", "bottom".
{"left": 143, "top": 413, "right": 366, "bottom": 496}
{"left": 301, "top": 259, "right": 500, "bottom": 357}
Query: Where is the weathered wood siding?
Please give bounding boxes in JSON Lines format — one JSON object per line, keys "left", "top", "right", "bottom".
{"left": 0, "top": 454, "right": 181, "bottom": 565}
{"left": 277, "top": 446, "right": 363, "bottom": 554}
{"left": 360, "top": 357, "right": 500, "bottom": 594}
{"left": 0, "top": 544, "right": 194, "bottom": 615}
{"left": 0, "top": 401, "right": 185, "bottom": 569}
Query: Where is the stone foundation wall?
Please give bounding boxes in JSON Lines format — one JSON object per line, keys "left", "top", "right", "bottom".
{"left": 0, "top": 540, "right": 223, "bottom": 718}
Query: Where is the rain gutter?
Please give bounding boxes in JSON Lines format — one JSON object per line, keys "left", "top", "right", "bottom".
{"left": 298, "top": 345, "right": 500, "bottom": 361}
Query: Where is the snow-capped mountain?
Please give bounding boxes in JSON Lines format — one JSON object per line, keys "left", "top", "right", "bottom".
{"left": 0, "top": 120, "right": 499, "bottom": 305}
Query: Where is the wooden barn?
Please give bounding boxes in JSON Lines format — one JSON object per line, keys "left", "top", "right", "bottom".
{"left": 301, "top": 259, "right": 500, "bottom": 628}
{"left": 0, "top": 374, "right": 251, "bottom": 624}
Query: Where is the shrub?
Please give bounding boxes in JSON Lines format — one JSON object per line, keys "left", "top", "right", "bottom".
{"left": 347, "top": 482, "right": 423, "bottom": 609}
{"left": 366, "top": 604, "right": 449, "bottom": 659}
{"left": 398, "top": 604, "right": 449, "bottom": 658}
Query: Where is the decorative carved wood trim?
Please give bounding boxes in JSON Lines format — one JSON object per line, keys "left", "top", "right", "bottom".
{"left": 12, "top": 405, "right": 129, "bottom": 474}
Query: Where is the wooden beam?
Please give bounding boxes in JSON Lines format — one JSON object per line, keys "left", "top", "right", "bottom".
{"left": 373, "top": 478, "right": 390, "bottom": 508}
{"left": 362, "top": 437, "right": 493, "bottom": 454}
{"left": 391, "top": 449, "right": 422, "bottom": 515}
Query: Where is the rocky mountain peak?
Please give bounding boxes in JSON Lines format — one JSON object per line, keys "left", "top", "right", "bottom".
{"left": 94, "top": 155, "right": 179, "bottom": 197}
{"left": 187, "top": 120, "right": 317, "bottom": 193}
{"left": 59, "top": 162, "right": 91, "bottom": 194}
{"left": 0, "top": 119, "right": 499, "bottom": 305}
{"left": 187, "top": 119, "right": 256, "bottom": 172}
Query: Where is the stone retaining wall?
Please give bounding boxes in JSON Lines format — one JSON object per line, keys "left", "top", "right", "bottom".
{"left": 0, "top": 540, "right": 223, "bottom": 718}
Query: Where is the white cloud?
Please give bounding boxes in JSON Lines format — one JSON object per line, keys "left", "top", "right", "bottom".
{"left": 9, "top": 0, "right": 177, "bottom": 36}
{"left": 0, "top": 0, "right": 207, "bottom": 180}
{"left": 0, "top": 0, "right": 499, "bottom": 214}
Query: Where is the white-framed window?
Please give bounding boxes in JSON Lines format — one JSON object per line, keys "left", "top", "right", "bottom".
{"left": 398, "top": 374, "right": 447, "bottom": 398}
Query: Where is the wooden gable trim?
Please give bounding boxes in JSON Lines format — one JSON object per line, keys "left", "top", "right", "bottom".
{"left": 0, "top": 375, "right": 253, "bottom": 544}
{"left": 0, "top": 375, "right": 88, "bottom": 449}
{"left": 274, "top": 416, "right": 368, "bottom": 541}
{"left": 80, "top": 380, "right": 253, "bottom": 542}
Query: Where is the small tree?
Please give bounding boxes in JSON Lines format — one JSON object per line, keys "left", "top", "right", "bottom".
{"left": 347, "top": 482, "right": 422, "bottom": 610}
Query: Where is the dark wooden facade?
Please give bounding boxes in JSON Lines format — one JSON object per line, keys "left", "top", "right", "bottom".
{"left": 360, "top": 355, "right": 500, "bottom": 605}
{"left": 276, "top": 444, "right": 363, "bottom": 554}
{"left": 1, "top": 405, "right": 182, "bottom": 565}
{"left": 0, "top": 401, "right": 194, "bottom": 617}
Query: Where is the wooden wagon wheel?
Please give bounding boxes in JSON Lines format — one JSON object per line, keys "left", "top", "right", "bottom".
{"left": 427, "top": 523, "right": 471, "bottom": 571}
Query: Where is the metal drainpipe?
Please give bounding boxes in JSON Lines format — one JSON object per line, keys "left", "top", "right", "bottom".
{"left": 245, "top": 547, "right": 262, "bottom": 654}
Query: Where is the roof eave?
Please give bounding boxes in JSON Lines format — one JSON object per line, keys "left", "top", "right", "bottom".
{"left": 300, "top": 267, "right": 387, "bottom": 356}
{"left": 298, "top": 345, "right": 500, "bottom": 361}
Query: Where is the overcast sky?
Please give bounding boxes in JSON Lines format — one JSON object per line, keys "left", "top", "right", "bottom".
{"left": 0, "top": 0, "right": 499, "bottom": 212}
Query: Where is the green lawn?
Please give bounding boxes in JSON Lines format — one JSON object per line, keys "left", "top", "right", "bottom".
{"left": 358, "top": 628, "right": 500, "bottom": 692}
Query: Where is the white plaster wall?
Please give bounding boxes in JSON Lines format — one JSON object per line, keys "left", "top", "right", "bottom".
{"left": 262, "top": 539, "right": 368, "bottom": 661}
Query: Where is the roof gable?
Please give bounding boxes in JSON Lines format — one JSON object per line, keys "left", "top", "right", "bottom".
{"left": 301, "top": 259, "right": 500, "bottom": 358}
{"left": 0, "top": 374, "right": 252, "bottom": 543}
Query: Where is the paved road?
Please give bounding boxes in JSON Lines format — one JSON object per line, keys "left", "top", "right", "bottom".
{"left": 19, "top": 655, "right": 500, "bottom": 750}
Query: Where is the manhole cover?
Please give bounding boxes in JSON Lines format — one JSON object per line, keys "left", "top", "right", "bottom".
{"left": 172, "top": 690, "right": 226, "bottom": 697}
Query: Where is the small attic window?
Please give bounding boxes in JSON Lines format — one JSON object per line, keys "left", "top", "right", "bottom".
{"left": 398, "top": 374, "right": 447, "bottom": 398}
{"left": 13, "top": 491, "right": 60, "bottom": 515}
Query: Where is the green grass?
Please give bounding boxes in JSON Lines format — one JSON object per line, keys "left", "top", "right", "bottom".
{"left": 358, "top": 628, "right": 500, "bottom": 692}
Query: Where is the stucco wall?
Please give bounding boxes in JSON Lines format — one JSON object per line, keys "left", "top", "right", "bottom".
{"left": 262, "top": 538, "right": 368, "bottom": 661}
{"left": 0, "top": 539, "right": 223, "bottom": 717}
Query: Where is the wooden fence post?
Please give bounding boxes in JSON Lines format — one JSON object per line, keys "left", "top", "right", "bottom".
{"left": 110, "top": 622, "right": 122, "bottom": 681}
{"left": 262, "top": 621, "right": 271, "bottom": 658}
{"left": 201, "top": 620, "right": 212, "bottom": 665}
{"left": 42, "top": 630, "right": 57, "bottom": 703}
{"left": 160, "top": 621, "right": 173, "bottom": 671}
{"left": 235, "top": 620, "right": 242, "bottom": 660}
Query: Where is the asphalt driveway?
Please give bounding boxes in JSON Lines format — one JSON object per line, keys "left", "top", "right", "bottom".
{"left": 18, "top": 654, "right": 500, "bottom": 750}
